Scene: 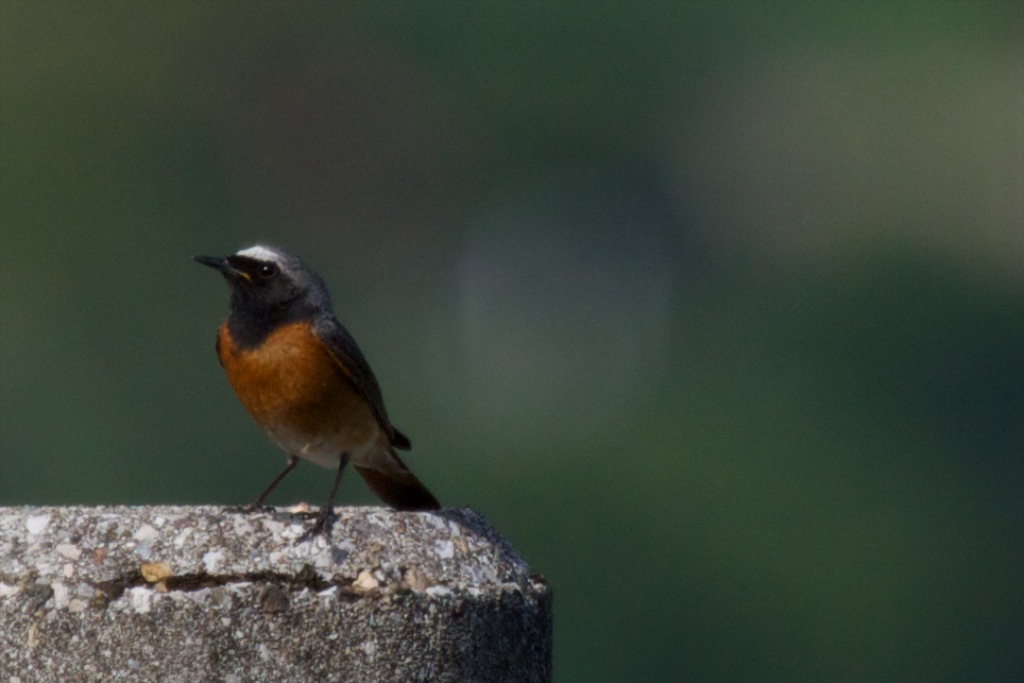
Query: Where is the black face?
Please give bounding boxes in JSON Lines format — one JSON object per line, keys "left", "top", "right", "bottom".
{"left": 195, "top": 253, "right": 313, "bottom": 347}
{"left": 223, "top": 254, "right": 281, "bottom": 285}
{"left": 195, "top": 253, "right": 294, "bottom": 297}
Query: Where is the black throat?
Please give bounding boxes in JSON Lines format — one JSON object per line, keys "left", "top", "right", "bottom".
{"left": 226, "top": 296, "right": 313, "bottom": 349}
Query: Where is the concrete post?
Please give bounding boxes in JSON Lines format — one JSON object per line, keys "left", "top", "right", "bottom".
{"left": 0, "top": 506, "right": 551, "bottom": 682}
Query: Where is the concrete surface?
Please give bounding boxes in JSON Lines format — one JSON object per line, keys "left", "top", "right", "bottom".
{"left": 0, "top": 505, "right": 551, "bottom": 682}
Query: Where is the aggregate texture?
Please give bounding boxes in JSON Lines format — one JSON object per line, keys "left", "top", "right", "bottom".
{"left": 0, "top": 505, "right": 551, "bottom": 683}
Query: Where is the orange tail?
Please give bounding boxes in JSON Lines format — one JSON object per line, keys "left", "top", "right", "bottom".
{"left": 355, "top": 449, "right": 440, "bottom": 511}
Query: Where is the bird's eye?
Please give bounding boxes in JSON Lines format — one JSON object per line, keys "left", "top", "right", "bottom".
{"left": 257, "top": 263, "right": 278, "bottom": 278}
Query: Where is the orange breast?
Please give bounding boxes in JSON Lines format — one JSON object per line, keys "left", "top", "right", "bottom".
{"left": 216, "top": 321, "right": 378, "bottom": 451}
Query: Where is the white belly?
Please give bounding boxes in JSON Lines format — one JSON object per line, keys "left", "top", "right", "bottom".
{"left": 268, "top": 422, "right": 381, "bottom": 469}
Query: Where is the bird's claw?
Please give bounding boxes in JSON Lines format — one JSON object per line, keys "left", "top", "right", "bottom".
{"left": 296, "top": 507, "right": 335, "bottom": 543}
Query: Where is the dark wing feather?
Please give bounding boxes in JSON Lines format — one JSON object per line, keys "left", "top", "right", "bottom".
{"left": 312, "top": 316, "right": 411, "bottom": 450}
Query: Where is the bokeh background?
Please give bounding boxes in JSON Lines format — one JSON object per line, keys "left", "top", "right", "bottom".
{"left": 2, "top": 2, "right": 1021, "bottom": 681}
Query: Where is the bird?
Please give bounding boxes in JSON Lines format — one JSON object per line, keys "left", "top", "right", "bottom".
{"left": 194, "top": 244, "right": 440, "bottom": 538}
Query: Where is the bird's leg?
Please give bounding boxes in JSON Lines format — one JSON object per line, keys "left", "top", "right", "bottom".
{"left": 298, "top": 452, "right": 350, "bottom": 542}
{"left": 225, "top": 455, "right": 300, "bottom": 514}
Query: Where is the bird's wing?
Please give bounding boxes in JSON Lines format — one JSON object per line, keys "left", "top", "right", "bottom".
{"left": 312, "top": 316, "right": 411, "bottom": 450}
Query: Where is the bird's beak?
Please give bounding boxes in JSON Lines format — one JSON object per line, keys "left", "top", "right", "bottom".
{"left": 193, "top": 254, "right": 250, "bottom": 281}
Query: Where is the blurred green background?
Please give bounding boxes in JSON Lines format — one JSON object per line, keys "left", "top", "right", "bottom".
{"left": 1, "top": 2, "right": 1021, "bottom": 681}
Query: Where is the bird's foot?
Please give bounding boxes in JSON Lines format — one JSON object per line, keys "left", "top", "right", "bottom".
{"left": 296, "top": 507, "right": 335, "bottom": 543}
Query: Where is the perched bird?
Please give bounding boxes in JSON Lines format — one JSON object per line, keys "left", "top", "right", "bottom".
{"left": 194, "top": 245, "right": 440, "bottom": 538}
